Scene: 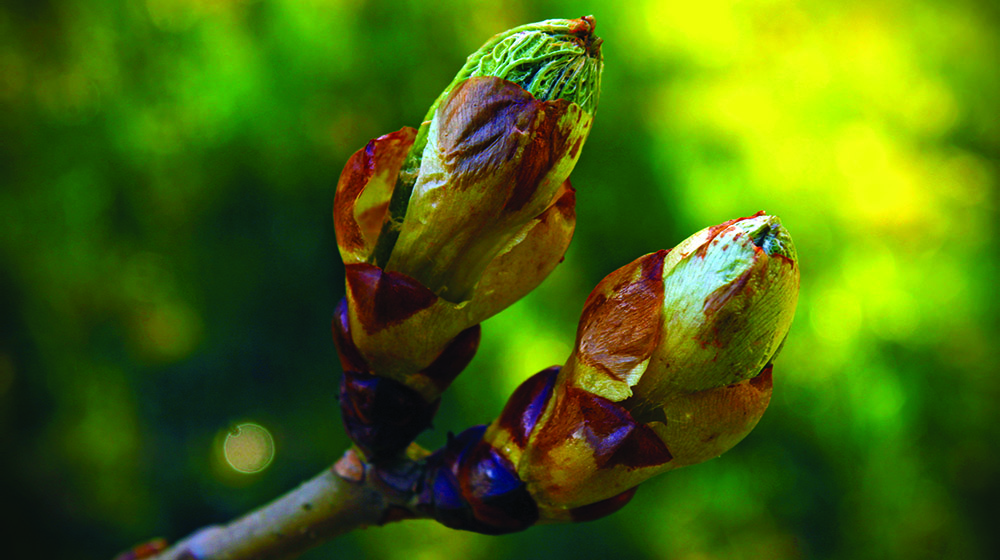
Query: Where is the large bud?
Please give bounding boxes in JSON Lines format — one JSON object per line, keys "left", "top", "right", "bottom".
{"left": 383, "top": 15, "right": 602, "bottom": 301}
{"left": 333, "top": 17, "right": 603, "bottom": 461}
{"left": 340, "top": 16, "right": 603, "bottom": 302}
{"left": 484, "top": 212, "right": 799, "bottom": 518}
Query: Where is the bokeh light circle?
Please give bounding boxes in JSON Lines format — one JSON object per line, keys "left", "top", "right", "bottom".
{"left": 222, "top": 423, "right": 275, "bottom": 474}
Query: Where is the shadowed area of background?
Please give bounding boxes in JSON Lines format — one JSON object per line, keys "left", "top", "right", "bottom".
{"left": 2, "top": 1, "right": 998, "bottom": 558}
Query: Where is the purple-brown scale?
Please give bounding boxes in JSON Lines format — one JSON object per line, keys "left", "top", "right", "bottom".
{"left": 420, "top": 324, "right": 482, "bottom": 391}
{"left": 344, "top": 264, "right": 437, "bottom": 334}
{"left": 331, "top": 298, "right": 368, "bottom": 374}
{"left": 338, "top": 370, "right": 440, "bottom": 463}
{"left": 494, "top": 366, "right": 559, "bottom": 448}
{"left": 416, "top": 425, "right": 539, "bottom": 535}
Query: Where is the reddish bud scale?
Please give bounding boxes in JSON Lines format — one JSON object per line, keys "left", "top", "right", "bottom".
{"left": 333, "top": 128, "right": 417, "bottom": 265}
{"left": 575, "top": 250, "right": 667, "bottom": 386}
{"left": 344, "top": 264, "right": 437, "bottom": 334}
{"left": 552, "top": 387, "right": 673, "bottom": 471}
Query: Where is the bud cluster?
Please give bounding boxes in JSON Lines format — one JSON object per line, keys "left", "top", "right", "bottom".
{"left": 332, "top": 17, "right": 800, "bottom": 534}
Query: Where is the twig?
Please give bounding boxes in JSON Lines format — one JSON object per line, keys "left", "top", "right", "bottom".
{"left": 133, "top": 450, "right": 421, "bottom": 560}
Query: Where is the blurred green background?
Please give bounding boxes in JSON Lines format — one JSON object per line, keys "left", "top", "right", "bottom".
{"left": 2, "top": 0, "right": 998, "bottom": 558}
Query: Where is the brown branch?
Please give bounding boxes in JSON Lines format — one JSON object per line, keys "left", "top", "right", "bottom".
{"left": 129, "top": 450, "right": 423, "bottom": 560}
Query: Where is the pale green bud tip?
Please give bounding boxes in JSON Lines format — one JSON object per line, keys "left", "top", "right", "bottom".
{"left": 458, "top": 16, "right": 603, "bottom": 115}
{"left": 644, "top": 212, "right": 799, "bottom": 395}
{"left": 729, "top": 213, "right": 797, "bottom": 262}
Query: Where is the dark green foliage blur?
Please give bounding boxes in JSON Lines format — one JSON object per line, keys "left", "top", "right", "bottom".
{"left": 2, "top": 1, "right": 999, "bottom": 559}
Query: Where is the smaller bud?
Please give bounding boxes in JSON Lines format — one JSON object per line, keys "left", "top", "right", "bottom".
{"left": 484, "top": 213, "right": 799, "bottom": 516}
